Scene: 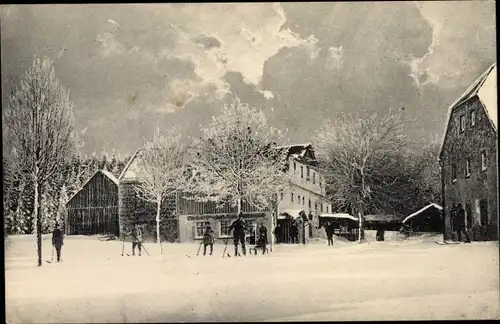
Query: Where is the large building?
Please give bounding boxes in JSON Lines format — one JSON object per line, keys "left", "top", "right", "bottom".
{"left": 117, "top": 143, "right": 332, "bottom": 244}
{"left": 66, "top": 169, "right": 120, "bottom": 236}
{"left": 275, "top": 144, "right": 332, "bottom": 242}
{"left": 439, "top": 63, "right": 498, "bottom": 241}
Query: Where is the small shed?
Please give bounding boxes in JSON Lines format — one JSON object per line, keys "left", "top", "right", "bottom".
{"left": 402, "top": 203, "right": 443, "bottom": 233}
{"left": 319, "top": 213, "right": 358, "bottom": 241}
{"left": 364, "top": 214, "right": 405, "bottom": 231}
{"left": 66, "top": 169, "right": 120, "bottom": 236}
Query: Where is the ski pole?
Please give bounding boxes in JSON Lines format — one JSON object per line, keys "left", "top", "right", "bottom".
{"left": 196, "top": 241, "right": 203, "bottom": 256}
{"left": 141, "top": 243, "right": 150, "bottom": 256}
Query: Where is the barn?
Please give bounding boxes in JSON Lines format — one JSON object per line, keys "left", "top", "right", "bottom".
{"left": 66, "top": 169, "right": 120, "bottom": 236}
{"left": 402, "top": 203, "right": 444, "bottom": 233}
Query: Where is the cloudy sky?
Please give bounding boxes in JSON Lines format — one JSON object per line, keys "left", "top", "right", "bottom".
{"left": 1, "top": 2, "right": 496, "bottom": 156}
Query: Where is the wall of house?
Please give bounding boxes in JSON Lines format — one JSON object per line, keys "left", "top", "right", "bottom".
{"left": 118, "top": 180, "right": 178, "bottom": 242}
{"left": 441, "top": 96, "right": 498, "bottom": 241}
{"left": 67, "top": 172, "right": 119, "bottom": 236}
{"left": 278, "top": 158, "right": 332, "bottom": 239}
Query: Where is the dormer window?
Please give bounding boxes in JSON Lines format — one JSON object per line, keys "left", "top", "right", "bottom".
{"left": 301, "top": 166, "right": 304, "bottom": 178}
{"left": 306, "top": 167, "right": 310, "bottom": 181}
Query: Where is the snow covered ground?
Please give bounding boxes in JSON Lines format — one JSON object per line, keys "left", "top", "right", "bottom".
{"left": 5, "top": 234, "right": 500, "bottom": 322}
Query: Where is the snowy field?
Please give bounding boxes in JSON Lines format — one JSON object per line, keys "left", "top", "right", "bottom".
{"left": 5, "top": 234, "right": 500, "bottom": 322}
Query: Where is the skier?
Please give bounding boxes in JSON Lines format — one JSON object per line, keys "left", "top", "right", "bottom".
{"left": 52, "top": 222, "right": 65, "bottom": 262}
{"left": 203, "top": 222, "right": 215, "bottom": 256}
{"left": 229, "top": 213, "right": 247, "bottom": 256}
{"left": 129, "top": 224, "right": 143, "bottom": 256}
{"left": 256, "top": 222, "right": 268, "bottom": 254}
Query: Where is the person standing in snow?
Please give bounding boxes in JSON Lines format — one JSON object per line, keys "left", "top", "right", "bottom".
{"left": 203, "top": 222, "right": 215, "bottom": 256}
{"left": 290, "top": 222, "right": 299, "bottom": 244}
{"left": 273, "top": 224, "right": 282, "bottom": 244}
{"left": 229, "top": 213, "right": 247, "bottom": 256}
{"left": 256, "top": 222, "right": 268, "bottom": 254}
{"left": 52, "top": 222, "right": 65, "bottom": 262}
{"left": 129, "top": 224, "right": 143, "bottom": 256}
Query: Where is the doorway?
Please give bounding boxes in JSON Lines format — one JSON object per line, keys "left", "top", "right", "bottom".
{"left": 479, "top": 199, "right": 489, "bottom": 226}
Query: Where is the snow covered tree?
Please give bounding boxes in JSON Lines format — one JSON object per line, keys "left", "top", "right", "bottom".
{"left": 314, "top": 110, "right": 407, "bottom": 241}
{"left": 133, "top": 127, "right": 188, "bottom": 255}
{"left": 4, "top": 56, "right": 76, "bottom": 266}
{"left": 185, "top": 97, "right": 289, "bottom": 219}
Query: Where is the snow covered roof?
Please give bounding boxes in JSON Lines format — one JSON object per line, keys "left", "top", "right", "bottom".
{"left": 402, "top": 203, "right": 443, "bottom": 224}
{"left": 67, "top": 169, "right": 119, "bottom": 204}
{"left": 278, "top": 209, "right": 306, "bottom": 220}
{"left": 319, "top": 213, "right": 358, "bottom": 222}
{"left": 440, "top": 63, "right": 497, "bottom": 155}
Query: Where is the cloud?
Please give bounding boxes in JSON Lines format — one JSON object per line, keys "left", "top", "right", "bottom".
{"left": 325, "top": 45, "right": 344, "bottom": 70}
{"left": 163, "top": 3, "right": 322, "bottom": 101}
{"left": 96, "top": 32, "right": 126, "bottom": 57}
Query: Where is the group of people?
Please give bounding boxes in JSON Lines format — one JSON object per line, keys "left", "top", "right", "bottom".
{"left": 272, "top": 222, "right": 299, "bottom": 244}
{"left": 201, "top": 213, "right": 269, "bottom": 256}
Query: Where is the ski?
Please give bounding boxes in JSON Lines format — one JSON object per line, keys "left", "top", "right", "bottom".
{"left": 435, "top": 241, "right": 460, "bottom": 245}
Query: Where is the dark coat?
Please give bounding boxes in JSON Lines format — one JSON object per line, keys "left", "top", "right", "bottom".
{"left": 291, "top": 224, "right": 299, "bottom": 237}
{"left": 130, "top": 227, "right": 143, "bottom": 243}
{"left": 229, "top": 218, "right": 246, "bottom": 237}
{"left": 456, "top": 208, "right": 465, "bottom": 226}
{"left": 325, "top": 224, "right": 334, "bottom": 237}
{"left": 52, "top": 228, "right": 64, "bottom": 246}
{"left": 203, "top": 225, "right": 215, "bottom": 245}
{"left": 258, "top": 226, "right": 268, "bottom": 245}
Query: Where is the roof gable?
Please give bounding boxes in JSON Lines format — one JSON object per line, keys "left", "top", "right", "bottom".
{"left": 440, "top": 63, "right": 497, "bottom": 155}
{"left": 67, "top": 169, "right": 119, "bottom": 204}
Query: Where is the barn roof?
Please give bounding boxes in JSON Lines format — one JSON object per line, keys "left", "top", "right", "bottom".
{"left": 364, "top": 214, "right": 405, "bottom": 223}
{"left": 67, "top": 169, "right": 119, "bottom": 204}
{"left": 402, "top": 203, "right": 442, "bottom": 224}
{"left": 440, "top": 63, "right": 497, "bottom": 155}
{"left": 118, "top": 148, "right": 141, "bottom": 181}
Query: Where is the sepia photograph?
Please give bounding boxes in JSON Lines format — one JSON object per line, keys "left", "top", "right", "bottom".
{"left": 2, "top": 1, "right": 498, "bottom": 322}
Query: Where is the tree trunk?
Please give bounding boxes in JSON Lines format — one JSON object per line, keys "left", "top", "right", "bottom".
{"left": 358, "top": 210, "right": 363, "bottom": 243}
{"left": 34, "top": 177, "right": 43, "bottom": 267}
{"left": 237, "top": 197, "right": 242, "bottom": 215}
{"left": 156, "top": 199, "right": 162, "bottom": 255}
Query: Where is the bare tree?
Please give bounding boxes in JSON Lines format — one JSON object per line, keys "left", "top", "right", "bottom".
{"left": 314, "top": 110, "right": 407, "bottom": 241}
{"left": 4, "top": 56, "right": 76, "bottom": 266}
{"left": 185, "top": 97, "right": 290, "bottom": 222}
{"left": 133, "top": 127, "right": 187, "bottom": 255}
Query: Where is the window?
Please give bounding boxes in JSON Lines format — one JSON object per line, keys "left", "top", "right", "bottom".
{"left": 465, "top": 158, "right": 471, "bottom": 178}
{"left": 481, "top": 150, "right": 487, "bottom": 171}
{"left": 194, "top": 221, "right": 205, "bottom": 239}
{"left": 280, "top": 191, "right": 284, "bottom": 200}
{"left": 470, "top": 110, "right": 476, "bottom": 127}
{"left": 312, "top": 172, "right": 316, "bottom": 184}
{"left": 460, "top": 115, "right": 465, "bottom": 132}
{"left": 308, "top": 199, "right": 311, "bottom": 209}
{"left": 314, "top": 202, "right": 318, "bottom": 213}
{"left": 306, "top": 167, "right": 310, "bottom": 180}
{"left": 452, "top": 163, "right": 457, "bottom": 182}
{"left": 293, "top": 162, "right": 297, "bottom": 173}
{"left": 302, "top": 196, "right": 305, "bottom": 205}
{"left": 245, "top": 219, "right": 256, "bottom": 237}
{"left": 321, "top": 204, "right": 324, "bottom": 213}
{"left": 301, "top": 166, "right": 304, "bottom": 178}
{"left": 298, "top": 195, "right": 301, "bottom": 204}
{"left": 479, "top": 199, "right": 488, "bottom": 226}
{"left": 326, "top": 206, "right": 329, "bottom": 213}
{"left": 219, "top": 220, "right": 231, "bottom": 237}
{"left": 291, "top": 193, "right": 294, "bottom": 203}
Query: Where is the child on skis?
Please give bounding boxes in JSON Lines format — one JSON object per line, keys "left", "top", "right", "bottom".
{"left": 203, "top": 222, "right": 215, "bottom": 256}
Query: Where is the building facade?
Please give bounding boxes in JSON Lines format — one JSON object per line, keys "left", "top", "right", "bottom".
{"left": 275, "top": 144, "right": 332, "bottom": 242}
{"left": 439, "top": 63, "right": 498, "bottom": 241}
{"left": 66, "top": 170, "right": 120, "bottom": 236}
